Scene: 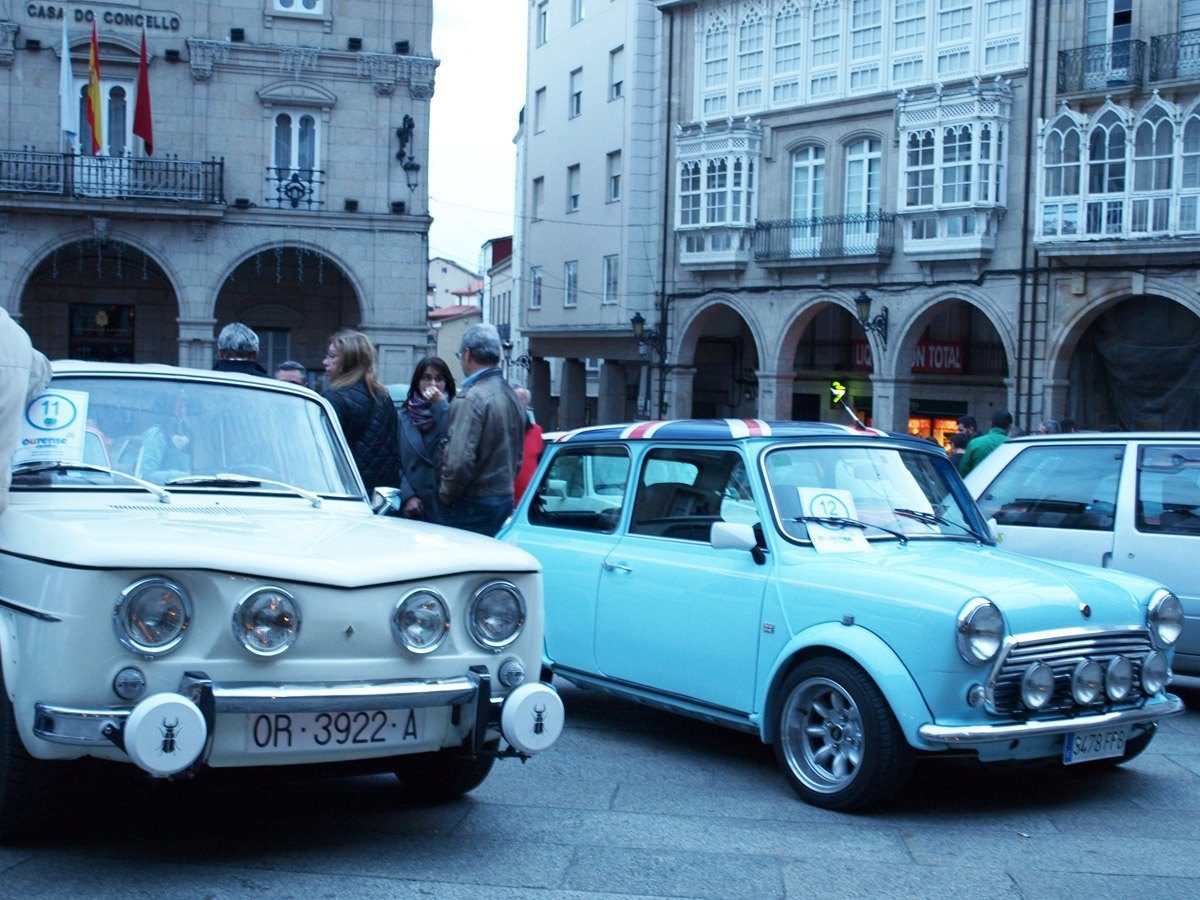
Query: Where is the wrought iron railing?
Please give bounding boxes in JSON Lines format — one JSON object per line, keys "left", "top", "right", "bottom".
{"left": 0, "top": 148, "right": 224, "bottom": 203}
{"left": 753, "top": 212, "right": 896, "bottom": 263}
{"left": 266, "top": 167, "right": 325, "bottom": 210}
{"left": 1150, "top": 30, "right": 1200, "bottom": 81}
{"left": 1057, "top": 40, "right": 1145, "bottom": 93}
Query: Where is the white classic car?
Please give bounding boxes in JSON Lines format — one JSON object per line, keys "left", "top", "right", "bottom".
{"left": 0, "top": 362, "right": 562, "bottom": 839}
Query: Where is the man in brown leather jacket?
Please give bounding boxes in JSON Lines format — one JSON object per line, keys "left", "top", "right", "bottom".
{"left": 439, "top": 323, "right": 525, "bottom": 536}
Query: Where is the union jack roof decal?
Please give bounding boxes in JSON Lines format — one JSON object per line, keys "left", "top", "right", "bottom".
{"left": 552, "top": 419, "right": 900, "bottom": 444}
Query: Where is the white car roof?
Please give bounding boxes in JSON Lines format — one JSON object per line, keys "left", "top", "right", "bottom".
{"left": 50, "top": 360, "right": 315, "bottom": 398}
{"left": 1007, "top": 432, "right": 1200, "bottom": 443}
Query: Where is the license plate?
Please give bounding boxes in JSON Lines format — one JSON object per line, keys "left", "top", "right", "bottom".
{"left": 1062, "top": 727, "right": 1126, "bottom": 765}
{"left": 245, "top": 709, "right": 424, "bottom": 753}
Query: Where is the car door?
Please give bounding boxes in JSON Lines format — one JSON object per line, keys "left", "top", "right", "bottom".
{"left": 1112, "top": 441, "right": 1200, "bottom": 665}
{"left": 974, "top": 442, "right": 1124, "bottom": 568}
{"left": 593, "top": 446, "right": 767, "bottom": 713}
{"left": 506, "top": 443, "right": 633, "bottom": 673}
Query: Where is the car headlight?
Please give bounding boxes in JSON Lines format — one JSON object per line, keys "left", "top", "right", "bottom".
{"left": 114, "top": 577, "right": 192, "bottom": 657}
{"left": 232, "top": 587, "right": 300, "bottom": 657}
{"left": 955, "top": 598, "right": 1005, "bottom": 664}
{"left": 1148, "top": 589, "right": 1184, "bottom": 648}
{"left": 1140, "top": 651, "right": 1169, "bottom": 696}
{"left": 1105, "top": 656, "right": 1134, "bottom": 702}
{"left": 467, "top": 581, "right": 526, "bottom": 651}
{"left": 392, "top": 589, "right": 450, "bottom": 655}
{"left": 1070, "top": 659, "right": 1104, "bottom": 705}
{"left": 1020, "top": 661, "right": 1055, "bottom": 710}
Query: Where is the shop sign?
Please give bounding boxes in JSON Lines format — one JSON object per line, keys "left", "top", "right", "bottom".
{"left": 853, "top": 341, "right": 967, "bottom": 375}
{"left": 24, "top": 4, "right": 182, "bottom": 31}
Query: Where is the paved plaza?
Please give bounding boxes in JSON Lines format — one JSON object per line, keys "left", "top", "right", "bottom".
{"left": 1, "top": 677, "right": 1198, "bottom": 899}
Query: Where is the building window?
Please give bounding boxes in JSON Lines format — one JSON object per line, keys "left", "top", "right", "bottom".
{"left": 941, "top": 125, "right": 973, "bottom": 204}
{"left": 790, "top": 145, "right": 825, "bottom": 252}
{"left": 1183, "top": 116, "right": 1200, "bottom": 231}
{"left": 737, "top": 11, "right": 765, "bottom": 111}
{"left": 679, "top": 161, "right": 702, "bottom": 226}
{"left": 609, "top": 46, "right": 624, "bottom": 100}
{"left": 1086, "top": 111, "right": 1126, "bottom": 235}
{"left": 563, "top": 261, "right": 578, "bottom": 307}
{"left": 530, "top": 267, "right": 544, "bottom": 308}
{"left": 675, "top": 121, "right": 761, "bottom": 239}
{"left": 602, "top": 255, "right": 619, "bottom": 304}
{"left": 905, "top": 130, "right": 936, "bottom": 207}
{"left": 938, "top": 0, "right": 972, "bottom": 44}
{"left": 571, "top": 0, "right": 584, "bottom": 25}
{"left": 271, "top": 110, "right": 320, "bottom": 207}
{"left": 810, "top": 1, "right": 841, "bottom": 97}
{"left": 1131, "top": 106, "right": 1172, "bottom": 233}
{"left": 536, "top": 2, "right": 549, "bottom": 46}
{"left": 76, "top": 80, "right": 133, "bottom": 157}
{"left": 566, "top": 164, "right": 580, "bottom": 212}
{"left": 773, "top": 3, "right": 803, "bottom": 103}
{"left": 532, "top": 176, "right": 544, "bottom": 219}
{"left": 845, "top": 138, "right": 882, "bottom": 215}
{"left": 703, "top": 17, "right": 730, "bottom": 116}
{"left": 534, "top": 87, "right": 546, "bottom": 132}
{"left": 257, "top": 328, "right": 292, "bottom": 374}
{"left": 1041, "top": 117, "right": 1082, "bottom": 236}
{"left": 705, "top": 158, "right": 729, "bottom": 224}
{"left": 893, "top": 0, "right": 926, "bottom": 52}
{"left": 606, "top": 150, "right": 622, "bottom": 201}
{"left": 569, "top": 68, "right": 583, "bottom": 118}
{"left": 274, "top": 0, "right": 323, "bottom": 14}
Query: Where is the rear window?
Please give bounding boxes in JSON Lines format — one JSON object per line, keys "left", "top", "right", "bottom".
{"left": 977, "top": 445, "right": 1123, "bottom": 531}
{"left": 1136, "top": 444, "right": 1200, "bottom": 536}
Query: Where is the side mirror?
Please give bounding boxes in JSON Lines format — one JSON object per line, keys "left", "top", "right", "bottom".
{"left": 986, "top": 517, "right": 1001, "bottom": 543}
{"left": 373, "top": 486, "right": 402, "bottom": 516}
{"left": 711, "top": 521, "right": 758, "bottom": 552}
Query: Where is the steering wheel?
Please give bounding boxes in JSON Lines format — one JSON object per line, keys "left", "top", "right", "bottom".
{"left": 225, "top": 463, "right": 281, "bottom": 481}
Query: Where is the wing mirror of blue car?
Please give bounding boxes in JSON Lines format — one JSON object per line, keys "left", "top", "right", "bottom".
{"left": 711, "top": 522, "right": 768, "bottom": 565}
{"left": 986, "top": 517, "right": 1001, "bottom": 544}
{"left": 373, "top": 486, "right": 403, "bottom": 516}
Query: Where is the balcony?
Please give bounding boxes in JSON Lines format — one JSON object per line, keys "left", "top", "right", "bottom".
{"left": 266, "top": 167, "right": 325, "bottom": 210}
{"left": 753, "top": 213, "right": 896, "bottom": 267}
{"left": 0, "top": 148, "right": 225, "bottom": 206}
{"left": 1035, "top": 193, "right": 1200, "bottom": 258}
{"left": 1150, "top": 30, "right": 1200, "bottom": 82}
{"left": 1057, "top": 40, "right": 1146, "bottom": 94}
{"left": 677, "top": 227, "right": 752, "bottom": 271}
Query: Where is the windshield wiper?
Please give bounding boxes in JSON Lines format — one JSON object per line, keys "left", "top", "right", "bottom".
{"left": 791, "top": 515, "right": 908, "bottom": 544}
{"left": 166, "top": 473, "right": 322, "bottom": 508}
{"left": 893, "top": 507, "right": 987, "bottom": 543}
{"left": 12, "top": 461, "right": 171, "bottom": 504}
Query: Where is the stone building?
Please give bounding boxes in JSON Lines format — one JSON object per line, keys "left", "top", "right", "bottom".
{"left": 1, "top": 0, "right": 435, "bottom": 383}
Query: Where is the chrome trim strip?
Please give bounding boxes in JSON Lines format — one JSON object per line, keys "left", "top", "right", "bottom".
{"left": 0, "top": 594, "right": 61, "bottom": 623}
{"left": 919, "top": 694, "right": 1184, "bottom": 744}
{"left": 34, "top": 703, "right": 128, "bottom": 746}
{"left": 208, "top": 676, "right": 478, "bottom": 713}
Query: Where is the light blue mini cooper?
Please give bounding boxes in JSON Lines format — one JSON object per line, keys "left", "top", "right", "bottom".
{"left": 501, "top": 419, "right": 1185, "bottom": 810}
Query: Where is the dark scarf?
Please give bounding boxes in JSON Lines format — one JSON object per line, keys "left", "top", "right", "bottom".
{"left": 406, "top": 394, "right": 435, "bottom": 432}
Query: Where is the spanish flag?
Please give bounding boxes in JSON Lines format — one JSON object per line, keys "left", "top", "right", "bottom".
{"left": 85, "top": 21, "right": 102, "bottom": 155}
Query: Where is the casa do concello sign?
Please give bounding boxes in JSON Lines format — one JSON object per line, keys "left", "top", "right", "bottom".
{"left": 852, "top": 341, "right": 966, "bottom": 375}
{"left": 24, "top": 4, "right": 182, "bottom": 31}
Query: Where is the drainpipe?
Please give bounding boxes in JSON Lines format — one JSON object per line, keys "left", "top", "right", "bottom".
{"left": 1015, "top": 0, "right": 1042, "bottom": 429}
{"left": 656, "top": 8, "right": 675, "bottom": 420}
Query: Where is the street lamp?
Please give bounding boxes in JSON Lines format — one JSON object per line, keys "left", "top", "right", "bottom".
{"left": 396, "top": 114, "right": 421, "bottom": 191}
{"left": 402, "top": 159, "right": 421, "bottom": 191}
{"left": 854, "top": 291, "right": 889, "bottom": 352}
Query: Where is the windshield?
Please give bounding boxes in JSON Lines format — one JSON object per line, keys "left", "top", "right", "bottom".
{"left": 12, "top": 376, "right": 362, "bottom": 498}
{"left": 762, "top": 444, "right": 981, "bottom": 543}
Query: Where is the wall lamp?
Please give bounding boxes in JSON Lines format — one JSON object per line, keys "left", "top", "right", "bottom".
{"left": 854, "top": 291, "right": 889, "bottom": 352}
{"left": 395, "top": 114, "right": 421, "bottom": 191}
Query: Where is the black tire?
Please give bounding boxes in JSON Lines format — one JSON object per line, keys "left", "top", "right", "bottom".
{"left": 1068, "top": 724, "right": 1157, "bottom": 773}
{"left": 392, "top": 749, "right": 495, "bottom": 801}
{"left": 0, "top": 666, "right": 50, "bottom": 843}
{"left": 773, "top": 656, "right": 914, "bottom": 811}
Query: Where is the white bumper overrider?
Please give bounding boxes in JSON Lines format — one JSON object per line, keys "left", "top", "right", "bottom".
{"left": 919, "top": 694, "right": 1185, "bottom": 745}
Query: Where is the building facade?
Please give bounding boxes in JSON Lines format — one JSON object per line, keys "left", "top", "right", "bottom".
{"left": 428, "top": 255, "right": 479, "bottom": 309}
{"left": 517, "top": 0, "right": 665, "bottom": 429}
{"left": 1, "top": 0, "right": 435, "bottom": 382}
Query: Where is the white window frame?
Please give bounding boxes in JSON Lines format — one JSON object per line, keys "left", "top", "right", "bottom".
{"left": 602, "top": 255, "right": 619, "bottom": 304}
{"left": 268, "top": 108, "right": 322, "bottom": 206}
{"left": 772, "top": 3, "right": 804, "bottom": 104}
{"left": 678, "top": 161, "right": 702, "bottom": 227}
{"left": 534, "top": 87, "right": 546, "bottom": 133}
{"left": 563, "top": 261, "right": 578, "bottom": 307}
{"left": 74, "top": 77, "right": 135, "bottom": 157}
{"left": 530, "top": 267, "right": 544, "bottom": 309}
{"left": 272, "top": 0, "right": 324, "bottom": 17}
{"left": 536, "top": 2, "right": 549, "bottom": 47}
{"left": 569, "top": 67, "right": 583, "bottom": 118}
{"left": 736, "top": 10, "right": 766, "bottom": 112}
{"left": 606, "top": 150, "right": 622, "bottom": 202}
{"left": 702, "top": 16, "right": 730, "bottom": 118}
{"left": 571, "top": 0, "right": 585, "bottom": 26}
{"left": 566, "top": 164, "right": 580, "bottom": 212}
{"left": 532, "top": 176, "right": 544, "bottom": 220}
{"left": 609, "top": 46, "right": 624, "bottom": 100}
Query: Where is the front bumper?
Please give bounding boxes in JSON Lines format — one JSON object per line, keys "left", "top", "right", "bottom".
{"left": 919, "top": 694, "right": 1185, "bottom": 745}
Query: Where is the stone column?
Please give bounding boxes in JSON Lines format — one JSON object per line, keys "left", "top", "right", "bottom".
{"left": 1042, "top": 378, "right": 1071, "bottom": 423}
{"left": 359, "top": 324, "right": 429, "bottom": 385}
{"left": 755, "top": 369, "right": 795, "bottom": 421}
{"left": 665, "top": 366, "right": 696, "bottom": 419}
{"left": 176, "top": 317, "right": 217, "bottom": 369}
{"left": 868, "top": 375, "right": 912, "bottom": 432}
{"left": 598, "top": 360, "right": 628, "bottom": 424}
{"left": 529, "top": 358, "right": 552, "bottom": 427}
{"left": 559, "top": 358, "right": 588, "bottom": 429}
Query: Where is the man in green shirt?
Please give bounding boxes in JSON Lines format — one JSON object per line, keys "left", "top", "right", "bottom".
{"left": 959, "top": 410, "right": 1012, "bottom": 476}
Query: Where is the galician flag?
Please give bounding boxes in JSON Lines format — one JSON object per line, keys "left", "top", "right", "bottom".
{"left": 58, "top": 18, "right": 78, "bottom": 150}
{"left": 133, "top": 28, "right": 153, "bottom": 155}
{"left": 85, "top": 21, "right": 103, "bottom": 155}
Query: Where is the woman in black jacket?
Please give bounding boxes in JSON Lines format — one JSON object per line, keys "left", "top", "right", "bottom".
{"left": 396, "top": 356, "right": 456, "bottom": 522}
{"left": 322, "top": 329, "right": 399, "bottom": 495}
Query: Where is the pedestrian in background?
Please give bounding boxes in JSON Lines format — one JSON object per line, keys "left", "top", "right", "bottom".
{"left": 956, "top": 415, "right": 979, "bottom": 442}
{"left": 274, "top": 360, "right": 307, "bottom": 386}
{"left": 1061, "top": 418, "right": 1079, "bottom": 433}
{"left": 1037, "top": 419, "right": 1061, "bottom": 435}
{"left": 947, "top": 430, "right": 970, "bottom": 466}
{"left": 1, "top": 308, "right": 51, "bottom": 519}
{"left": 959, "top": 410, "right": 1012, "bottom": 476}
{"left": 439, "top": 324, "right": 525, "bottom": 536}
{"left": 213, "top": 323, "right": 268, "bottom": 376}
{"left": 513, "top": 386, "right": 545, "bottom": 505}
{"left": 322, "top": 330, "right": 400, "bottom": 496}
{"left": 397, "top": 356, "right": 456, "bottom": 522}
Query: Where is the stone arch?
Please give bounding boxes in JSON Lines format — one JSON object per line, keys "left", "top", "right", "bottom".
{"left": 774, "top": 295, "right": 876, "bottom": 423}
{"left": 774, "top": 293, "right": 877, "bottom": 373}
{"left": 674, "top": 295, "right": 766, "bottom": 419}
{"left": 206, "top": 240, "right": 366, "bottom": 322}
{"left": 675, "top": 293, "right": 767, "bottom": 369}
{"left": 890, "top": 287, "right": 1016, "bottom": 381}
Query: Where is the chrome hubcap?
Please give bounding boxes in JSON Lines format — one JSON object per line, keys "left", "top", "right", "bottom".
{"left": 781, "top": 677, "right": 865, "bottom": 793}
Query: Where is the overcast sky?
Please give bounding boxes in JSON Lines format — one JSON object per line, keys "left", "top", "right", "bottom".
{"left": 428, "top": 1, "right": 527, "bottom": 275}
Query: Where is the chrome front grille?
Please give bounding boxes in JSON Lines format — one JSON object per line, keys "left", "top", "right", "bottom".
{"left": 988, "top": 629, "right": 1153, "bottom": 716}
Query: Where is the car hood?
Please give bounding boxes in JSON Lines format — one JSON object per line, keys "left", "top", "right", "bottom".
{"left": 0, "top": 496, "right": 540, "bottom": 588}
{"left": 781, "top": 541, "right": 1152, "bottom": 632}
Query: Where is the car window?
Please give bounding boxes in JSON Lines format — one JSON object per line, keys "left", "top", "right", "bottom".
{"left": 630, "top": 448, "right": 759, "bottom": 542}
{"left": 977, "top": 445, "right": 1123, "bottom": 531}
{"left": 528, "top": 445, "right": 630, "bottom": 533}
{"left": 1137, "top": 444, "right": 1200, "bottom": 536}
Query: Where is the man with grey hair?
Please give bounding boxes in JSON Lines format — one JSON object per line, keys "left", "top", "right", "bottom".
{"left": 439, "top": 323, "right": 526, "bottom": 536}
{"left": 214, "top": 322, "right": 267, "bottom": 376}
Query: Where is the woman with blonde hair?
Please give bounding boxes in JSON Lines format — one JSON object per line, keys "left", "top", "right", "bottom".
{"left": 322, "top": 329, "right": 399, "bottom": 495}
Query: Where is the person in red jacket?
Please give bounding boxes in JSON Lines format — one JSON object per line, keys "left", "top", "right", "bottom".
{"left": 512, "top": 387, "right": 544, "bottom": 504}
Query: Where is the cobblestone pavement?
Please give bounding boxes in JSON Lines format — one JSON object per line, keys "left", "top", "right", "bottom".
{"left": 1, "top": 677, "right": 1198, "bottom": 899}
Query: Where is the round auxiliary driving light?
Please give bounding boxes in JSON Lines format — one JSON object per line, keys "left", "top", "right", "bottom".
{"left": 112, "top": 666, "right": 147, "bottom": 701}
{"left": 1020, "top": 662, "right": 1055, "bottom": 710}
{"left": 232, "top": 587, "right": 300, "bottom": 657}
{"left": 1140, "top": 651, "right": 1169, "bottom": 696}
{"left": 1069, "top": 659, "right": 1104, "bottom": 706}
{"left": 392, "top": 589, "right": 450, "bottom": 655}
{"left": 499, "top": 658, "right": 527, "bottom": 689}
{"left": 1105, "top": 656, "right": 1134, "bottom": 702}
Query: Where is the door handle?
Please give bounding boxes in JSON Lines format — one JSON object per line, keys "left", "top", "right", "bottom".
{"left": 1101, "top": 551, "right": 1112, "bottom": 568}
{"left": 603, "top": 561, "right": 633, "bottom": 573}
